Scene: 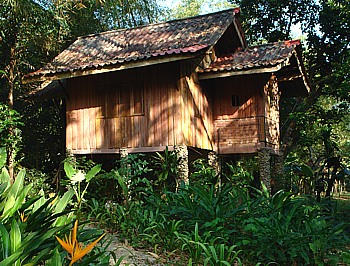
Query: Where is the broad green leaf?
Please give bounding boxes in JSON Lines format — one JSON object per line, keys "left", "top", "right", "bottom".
{"left": 2, "top": 195, "right": 15, "bottom": 220}
{"left": 32, "top": 193, "right": 46, "bottom": 213}
{"left": 53, "top": 189, "right": 74, "bottom": 216}
{"left": 300, "top": 164, "right": 313, "bottom": 177}
{"left": 10, "top": 220, "right": 21, "bottom": 254}
{"left": 85, "top": 164, "right": 101, "bottom": 182}
{"left": 0, "top": 251, "right": 23, "bottom": 266}
{"left": 342, "top": 252, "right": 350, "bottom": 264}
{"left": 0, "top": 148, "right": 6, "bottom": 169}
{"left": 64, "top": 162, "right": 76, "bottom": 178}
{"left": 46, "top": 249, "right": 62, "bottom": 266}
{"left": 7, "top": 184, "right": 32, "bottom": 218}
{"left": 0, "top": 223, "right": 10, "bottom": 259}
{"left": 0, "top": 183, "right": 9, "bottom": 197}
{"left": 29, "top": 247, "right": 56, "bottom": 265}
{"left": 20, "top": 226, "right": 66, "bottom": 257}
{"left": 0, "top": 168, "right": 11, "bottom": 192}
{"left": 8, "top": 169, "right": 25, "bottom": 199}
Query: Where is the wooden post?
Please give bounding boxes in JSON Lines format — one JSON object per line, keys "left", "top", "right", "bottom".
{"left": 174, "top": 145, "right": 189, "bottom": 186}
{"left": 258, "top": 147, "right": 271, "bottom": 192}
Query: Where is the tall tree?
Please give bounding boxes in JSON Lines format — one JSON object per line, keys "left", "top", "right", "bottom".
{"left": 233, "top": 0, "right": 319, "bottom": 43}
{"left": 0, "top": 0, "right": 60, "bottom": 181}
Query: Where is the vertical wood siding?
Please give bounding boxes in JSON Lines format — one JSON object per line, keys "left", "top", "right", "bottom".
{"left": 179, "top": 61, "right": 214, "bottom": 150}
{"left": 66, "top": 62, "right": 214, "bottom": 154}
{"left": 206, "top": 74, "right": 280, "bottom": 154}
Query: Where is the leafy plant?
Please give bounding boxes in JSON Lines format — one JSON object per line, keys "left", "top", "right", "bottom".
{"left": 152, "top": 147, "right": 178, "bottom": 190}
{"left": 0, "top": 167, "right": 73, "bottom": 264}
{"left": 64, "top": 161, "right": 102, "bottom": 212}
{"left": 239, "top": 188, "right": 349, "bottom": 265}
{"left": 199, "top": 243, "right": 242, "bottom": 266}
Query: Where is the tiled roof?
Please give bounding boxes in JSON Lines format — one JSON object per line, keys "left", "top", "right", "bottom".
{"left": 199, "top": 40, "right": 300, "bottom": 74}
{"left": 26, "top": 8, "right": 239, "bottom": 79}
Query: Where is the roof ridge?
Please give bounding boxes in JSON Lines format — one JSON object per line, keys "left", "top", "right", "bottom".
{"left": 78, "top": 8, "right": 240, "bottom": 40}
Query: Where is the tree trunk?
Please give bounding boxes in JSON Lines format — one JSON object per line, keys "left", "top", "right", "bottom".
{"left": 7, "top": 46, "right": 16, "bottom": 183}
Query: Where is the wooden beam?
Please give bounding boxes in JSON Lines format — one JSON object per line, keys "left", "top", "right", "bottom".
{"left": 233, "top": 18, "right": 247, "bottom": 49}
{"left": 215, "top": 143, "right": 279, "bottom": 155}
{"left": 292, "top": 50, "right": 311, "bottom": 93}
{"left": 69, "top": 146, "right": 175, "bottom": 155}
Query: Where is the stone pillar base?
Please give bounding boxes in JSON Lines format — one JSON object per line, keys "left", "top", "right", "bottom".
{"left": 258, "top": 147, "right": 271, "bottom": 192}
{"left": 174, "top": 145, "right": 189, "bottom": 186}
{"left": 208, "top": 151, "right": 221, "bottom": 176}
{"left": 272, "top": 152, "right": 284, "bottom": 193}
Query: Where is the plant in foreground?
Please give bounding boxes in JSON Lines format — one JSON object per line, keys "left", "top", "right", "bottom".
{"left": 64, "top": 161, "right": 101, "bottom": 212}
{"left": 56, "top": 220, "right": 106, "bottom": 265}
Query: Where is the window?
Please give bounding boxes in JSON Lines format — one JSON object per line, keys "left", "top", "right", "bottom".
{"left": 231, "top": 95, "right": 240, "bottom": 107}
{"left": 119, "top": 83, "right": 144, "bottom": 116}
{"left": 100, "top": 84, "right": 118, "bottom": 118}
{"left": 99, "top": 83, "right": 144, "bottom": 118}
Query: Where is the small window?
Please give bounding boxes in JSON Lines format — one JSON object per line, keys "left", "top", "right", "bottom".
{"left": 99, "top": 82, "right": 144, "bottom": 118}
{"left": 232, "top": 95, "right": 240, "bottom": 107}
{"left": 119, "top": 83, "right": 144, "bottom": 116}
{"left": 132, "top": 85, "right": 144, "bottom": 115}
{"left": 100, "top": 84, "right": 118, "bottom": 118}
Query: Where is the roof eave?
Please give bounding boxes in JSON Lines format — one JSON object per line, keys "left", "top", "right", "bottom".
{"left": 198, "top": 63, "right": 285, "bottom": 80}
{"left": 23, "top": 52, "right": 201, "bottom": 84}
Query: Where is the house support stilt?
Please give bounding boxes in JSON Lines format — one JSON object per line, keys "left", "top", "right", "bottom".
{"left": 272, "top": 152, "right": 284, "bottom": 193}
{"left": 258, "top": 147, "right": 271, "bottom": 192}
{"left": 208, "top": 151, "right": 221, "bottom": 176}
{"left": 175, "top": 145, "right": 189, "bottom": 186}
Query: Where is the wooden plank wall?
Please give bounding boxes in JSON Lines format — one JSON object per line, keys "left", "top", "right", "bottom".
{"left": 66, "top": 61, "right": 213, "bottom": 154}
{"left": 207, "top": 74, "right": 272, "bottom": 154}
{"left": 179, "top": 61, "right": 214, "bottom": 150}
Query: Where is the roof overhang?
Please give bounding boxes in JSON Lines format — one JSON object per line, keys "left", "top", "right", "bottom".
{"left": 198, "top": 43, "right": 310, "bottom": 97}
{"left": 27, "top": 79, "right": 67, "bottom": 99}
{"left": 23, "top": 53, "right": 199, "bottom": 84}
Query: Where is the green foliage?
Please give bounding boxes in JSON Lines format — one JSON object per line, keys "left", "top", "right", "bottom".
{"left": 231, "top": 0, "right": 320, "bottom": 43}
{"left": 190, "top": 159, "right": 218, "bottom": 186}
{"left": 110, "top": 154, "right": 153, "bottom": 204}
{"left": 81, "top": 158, "right": 350, "bottom": 265}
{"left": 0, "top": 104, "right": 23, "bottom": 160}
{"left": 152, "top": 147, "right": 178, "bottom": 190}
{"left": 0, "top": 167, "right": 71, "bottom": 264}
{"left": 63, "top": 160, "right": 101, "bottom": 214}
{"left": 0, "top": 162, "right": 117, "bottom": 265}
{"left": 239, "top": 190, "right": 349, "bottom": 265}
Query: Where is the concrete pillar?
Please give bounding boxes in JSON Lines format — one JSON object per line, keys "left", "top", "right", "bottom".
{"left": 258, "top": 147, "right": 271, "bottom": 192}
{"left": 119, "top": 148, "right": 130, "bottom": 202}
{"left": 119, "top": 148, "right": 128, "bottom": 168}
{"left": 174, "top": 145, "right": 189, "bottom": 186}
{"left": 208, "top": 151, "right": 221, "bottom": 176}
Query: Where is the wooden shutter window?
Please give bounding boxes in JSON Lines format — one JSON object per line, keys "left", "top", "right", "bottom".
{"left": 132, "top": 84, "right": 144, "bottom": 115}
{"left": 119, "top": 85, "right": 131, "bottom": 116}
{"left": 119, "top": 83, "right": 144, "bottom": 116}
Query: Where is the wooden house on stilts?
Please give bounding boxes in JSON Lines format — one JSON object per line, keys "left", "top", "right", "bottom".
{"left": 24, "top": 8, "right": 309, "bottom": 190}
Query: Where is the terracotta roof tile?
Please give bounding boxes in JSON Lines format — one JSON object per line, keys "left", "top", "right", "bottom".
{"left": 27, "top": 9, "right": 239, "bottom": 78}
{"left": 200, "top": 40, "right": 300, "bottom": 73}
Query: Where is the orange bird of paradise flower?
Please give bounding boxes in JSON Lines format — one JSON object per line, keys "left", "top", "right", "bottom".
{"left": 55, "top": 220, "right": 106, "bottom": 265}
